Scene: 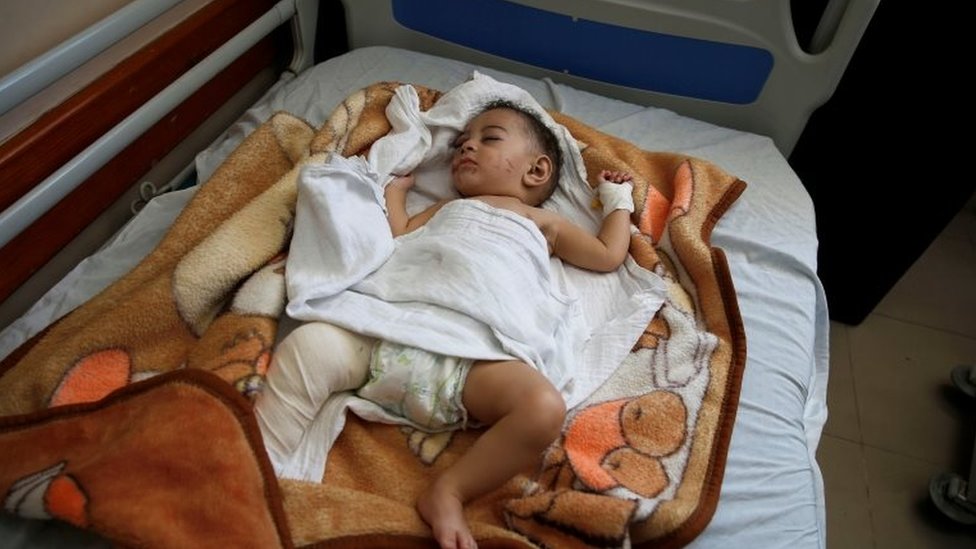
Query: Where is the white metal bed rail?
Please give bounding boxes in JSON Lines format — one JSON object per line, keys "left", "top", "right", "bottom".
{"left": 0, "top": 0, "right": 183, "bottom": 117}
{"left": 0, "top": 0, "right": 318, "bottom": 251}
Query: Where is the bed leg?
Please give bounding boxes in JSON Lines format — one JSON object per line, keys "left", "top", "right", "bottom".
{"left": 929, "top": 364, "right": 976, "bottom": 525}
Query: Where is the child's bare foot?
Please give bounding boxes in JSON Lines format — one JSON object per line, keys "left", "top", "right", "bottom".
{"left": 417, "top": 480, "right": 477, "bottom": 549}
{"left": 600, "top": 169, "right": 632, "bottom": 184}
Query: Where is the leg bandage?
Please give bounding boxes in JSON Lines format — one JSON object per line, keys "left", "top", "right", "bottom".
{"left": 255, "top": 322, "right": 375, "bottom": 462}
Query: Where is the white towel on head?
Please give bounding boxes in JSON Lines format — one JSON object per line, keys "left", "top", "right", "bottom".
{"left": 367, "top": 84, "right": 432, "bottom": 182}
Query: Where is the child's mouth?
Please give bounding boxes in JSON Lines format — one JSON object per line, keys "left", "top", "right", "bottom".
{"left": 454, "top": 158, "right": 477, "bottom": 171}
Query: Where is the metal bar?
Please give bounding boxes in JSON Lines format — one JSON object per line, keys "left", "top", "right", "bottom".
{"left": 287, "top": 0, "right": 320, "bottom": 74}
{"left": 0, "top": 0, "right": 183, "bottom": 116}
{"left": 0, "top": 0, "right": 297, "bottom": 250}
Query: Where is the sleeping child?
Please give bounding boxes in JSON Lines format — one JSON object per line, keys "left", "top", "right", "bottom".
{"left": 256, "top": 100, "right": 635, "bottom": 549}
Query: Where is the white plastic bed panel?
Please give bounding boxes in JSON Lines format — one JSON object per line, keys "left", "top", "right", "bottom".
{"left": 340, "top": 0, "right": 879, "bottom": 156}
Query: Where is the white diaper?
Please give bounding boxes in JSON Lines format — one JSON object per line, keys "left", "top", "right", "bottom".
{"left": 356, "top": 341, "right": 475, "bottom": 431}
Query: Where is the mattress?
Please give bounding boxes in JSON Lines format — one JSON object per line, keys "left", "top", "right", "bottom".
{"left": 0, "top": 46, "right": 829, "bottom": 547}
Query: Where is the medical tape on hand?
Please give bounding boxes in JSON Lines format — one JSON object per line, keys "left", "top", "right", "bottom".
{"left": 597, "top": 181, "right": 634, "bottom": 216}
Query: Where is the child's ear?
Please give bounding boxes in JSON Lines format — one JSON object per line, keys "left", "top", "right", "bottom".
{"left": 523, "top": 154, "right": 553, "bottom": 188}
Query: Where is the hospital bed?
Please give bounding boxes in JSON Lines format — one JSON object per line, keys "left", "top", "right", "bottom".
{"left": 0, "top": 0, "right": 878, "bottom": 547}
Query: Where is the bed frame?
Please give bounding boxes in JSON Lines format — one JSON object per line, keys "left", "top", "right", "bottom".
{"left": 0, "top": 0, "right": 318, "bottom": 326}
{"left": 0, "top": 1, "right": 879, "bottom": 547}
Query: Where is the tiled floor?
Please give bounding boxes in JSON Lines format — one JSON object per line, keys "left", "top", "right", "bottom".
{"left": 819, "top": 197, "right": 976, "bottom": 548}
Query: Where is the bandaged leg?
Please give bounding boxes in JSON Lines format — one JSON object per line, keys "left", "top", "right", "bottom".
{"left": 255, "top": 322, "right": 375, "bottom": 464}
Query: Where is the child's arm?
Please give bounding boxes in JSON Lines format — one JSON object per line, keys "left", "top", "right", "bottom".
{"left": 384, "top": 174, "right": 447, "bottom": 237}
{"left": 547, "top": 171, "right": 633, "bottom": 272}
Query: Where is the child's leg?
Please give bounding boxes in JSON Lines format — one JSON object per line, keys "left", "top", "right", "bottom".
{"left": 255, "top": 322, "right": 375, "bottom": 463}
{"left": 417, "top": 360, "right": 566, "bottom": 549}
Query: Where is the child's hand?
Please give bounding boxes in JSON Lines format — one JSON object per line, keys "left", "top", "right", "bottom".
{"left": 600, "top": 170, "right": 633, "bottom": 185}
{"left": 597, "top": 170, "right": 634, "bottom": 216}
{"left": 389, "top": 173, "right": 416, "bottom": 191}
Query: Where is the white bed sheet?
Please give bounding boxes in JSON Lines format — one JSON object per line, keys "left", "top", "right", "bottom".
{"left": 0, "top": 46, "right": 829, "bottom": 548}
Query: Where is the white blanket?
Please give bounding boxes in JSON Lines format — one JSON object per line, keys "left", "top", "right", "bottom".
{"left": 271, "top": 73, "right": 667, "bottom": 481}
{"left": 288, "top": 160, "right": 585, "bottom": 392}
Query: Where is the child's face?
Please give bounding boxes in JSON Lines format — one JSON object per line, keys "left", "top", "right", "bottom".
{"left": 451, "top": 108, "right": 540, "bottom": 198}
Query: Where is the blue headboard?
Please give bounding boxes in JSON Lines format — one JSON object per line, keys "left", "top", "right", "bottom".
{"left": 340, "top": 0, "right": 879, "bottom": 155}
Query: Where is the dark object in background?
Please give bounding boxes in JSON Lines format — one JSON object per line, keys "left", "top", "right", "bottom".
{"left": 789, "top": 1, "right": 973, "bottom": 325}
{"left": 315, "top": 0, "right": 350, "bottom": 63}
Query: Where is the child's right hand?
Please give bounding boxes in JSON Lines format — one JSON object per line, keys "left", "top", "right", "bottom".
{"left": 389, "top": 173, "right": 416, "bottom": 191}
{"left": 596, "top": 170, "right": 635, "bottom": 216}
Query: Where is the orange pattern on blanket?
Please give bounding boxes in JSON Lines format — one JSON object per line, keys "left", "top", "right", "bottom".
{"left": 564, "top": 399, "right": 627, "bottom": 491}
{"left": 638, "top": 160, "right": 696, "bottom": 244}
{"left": 564, "top": 391, "right": 687, "bottom": 497}
{"left": 2, "top": 461, "right": 90, "bottom": 528}
{"left": 193, "top": 324, "right": 276, "bottom": 399}
{"left": 45, "top": 474, "right": 89, "bottom": 528}
{"left": 0, "top": 374, "right": 291, "bottom": 548}
{"left": 669, "top": 161, "right": 694, "bottom": 221}
{"left": 49, "top": 349, "right": 131, "bottom": 408}
{"left": 638, "top": 185, "right": 670, "bottom": 243}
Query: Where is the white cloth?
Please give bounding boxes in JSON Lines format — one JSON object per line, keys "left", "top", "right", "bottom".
{"left": 287, "top": 156, "right": 392, "bottom": 299}
{"left": 288, "top": 183, "right": 585, "bottom": 394}
{"left": 255, "top": 321, "right": 373, "bottom": 475}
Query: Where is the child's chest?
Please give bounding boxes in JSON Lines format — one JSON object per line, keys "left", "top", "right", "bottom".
{"left": 468, "top": 196, "right": 557, "bottom": 254}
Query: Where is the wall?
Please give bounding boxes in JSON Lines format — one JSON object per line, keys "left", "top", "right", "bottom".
{"left": 0, "top": 0, "right": 132, "bottom": 77}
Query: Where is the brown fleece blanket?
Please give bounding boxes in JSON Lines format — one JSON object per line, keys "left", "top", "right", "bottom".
{"left": 0, "top": 81, "right": 745, "bottom": 548}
